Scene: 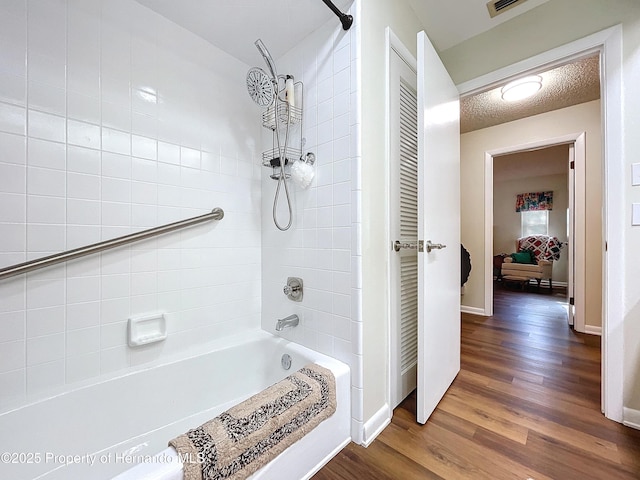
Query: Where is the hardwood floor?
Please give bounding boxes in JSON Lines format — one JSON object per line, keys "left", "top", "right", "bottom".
{"left": 313, "top": 286, "right": 640, "bottom": 479}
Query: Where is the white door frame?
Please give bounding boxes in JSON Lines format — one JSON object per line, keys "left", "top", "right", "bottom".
{"left": 457, "top": 25, "right": 624, "bottom": 422}
{"left": 567, "top": 143, "right": 576, "bottom": 328}
{"left": 388, "top": 35, "right": 419, "bottom": 410}
{"left": 484, "top": 133, "right": 586, "bottom": 332}
{"left": 384, "top": 27, "right": 418, "bottom": 420}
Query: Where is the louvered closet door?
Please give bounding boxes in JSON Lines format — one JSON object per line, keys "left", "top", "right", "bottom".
{"left": 390, "top": 48, "right": 418, "bottom": 409}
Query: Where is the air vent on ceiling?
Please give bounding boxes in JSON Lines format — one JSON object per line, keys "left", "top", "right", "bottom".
{"left": 486, "top": 0, "right": 528, "bottom": 18}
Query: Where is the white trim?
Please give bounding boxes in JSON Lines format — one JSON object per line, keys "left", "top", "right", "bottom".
{"left": 384, "top": 27, "right": 398, "bottom": 414}
{"left": 350, "top": 419, "right": 363, "bottom": 445}
{"left": 457, "top": 27, "right": 619, "bottom": 97}
{"left": 483, "top": 133, "right": 586, "bottom": 155}
{"left": 384, "top": 27, "right": 393, "bottom": 415}
{"left": 484, "top": 133, "right": 585, "bottom": 327}
{"left": 623, "top": 408, "right": 640, "bottom": 431}
{"left": 584, "top": 325, "right": 602, "bottom": 336}
{"left": 484, "top": 153, "right": 494, "bottom": 317}
{"left": 600, "top": 25, "right": 624, "bottom": 424}
{"left": 385, "top": 26, "right": 419, "bottom": 414}
{"left": 573, "top": 133, "right": 587, "bottom": 334}
{"left": 362, "top": 404, "right": 391, "bottom": 447}
{"left": 387, "top": 28, "right": 417, "bottom": 71}
{"left": 461, "top": 305, "right": 488, "bottom": 316}
{"left": 459, "top": 25, "right": 624, "bottom": 423}
{"left": 567, "top": 143, "right": 576, "bottom": 327}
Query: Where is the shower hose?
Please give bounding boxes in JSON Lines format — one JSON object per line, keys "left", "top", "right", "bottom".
{"left": 272, "top": 88, "right": 293, "bottom": 231}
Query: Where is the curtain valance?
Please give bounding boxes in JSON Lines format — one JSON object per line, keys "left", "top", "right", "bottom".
{"left": 516, "top": 191, "right": 553, "bottom": 212}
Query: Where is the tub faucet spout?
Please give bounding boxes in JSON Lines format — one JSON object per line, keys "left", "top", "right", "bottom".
{"left": 276, "top": 314, "right": 299, "bottom": 331}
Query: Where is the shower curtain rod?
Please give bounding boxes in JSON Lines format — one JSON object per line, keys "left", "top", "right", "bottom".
{"left": 321, "top": 0, "right": 353, "bottom": 30}
{"left": 0, "top": 208, "right": 224, "bottom": 281}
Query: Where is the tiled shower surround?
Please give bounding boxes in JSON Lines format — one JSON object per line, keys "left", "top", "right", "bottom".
{"left": 260, "top": 7, "right": 363, "bottom": 438}
{"left": 0, "top": 0, "right": 362, "bottom": 439}
{"left": 0, "top": 0, "right": 263, "bottom": 402}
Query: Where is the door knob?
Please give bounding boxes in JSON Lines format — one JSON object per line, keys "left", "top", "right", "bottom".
{"left": 426, "top": 240, "right": 446, "bottom": 253}
{"left": 393, "top": 240, "right": 423, "bottom": 252}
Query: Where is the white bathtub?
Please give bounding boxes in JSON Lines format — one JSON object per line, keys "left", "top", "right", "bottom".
{"left": 0, "top": 330, "right": 351, "bottom": 480}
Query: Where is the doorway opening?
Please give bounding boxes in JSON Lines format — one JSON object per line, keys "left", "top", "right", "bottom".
{"left": 491, "top": 142, "right": 580, "bottom": 331}
{"left": 458, "top": 25, "right": 624, "bottom": 421}
{"left": 493, "top": 145, "right": 570, "bottom": 292}
{"left": 476, "top": 104, "right": 596, "bottom": 331}
{"left": 460, "top": 50, "right": 601, "bottom": 343}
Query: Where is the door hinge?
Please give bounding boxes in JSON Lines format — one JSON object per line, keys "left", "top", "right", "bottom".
{"left": 570, "top": 160, "right": 575, "bottom": 169}
{"left": 569, "top": 297, "right": 574, "bottom": 306}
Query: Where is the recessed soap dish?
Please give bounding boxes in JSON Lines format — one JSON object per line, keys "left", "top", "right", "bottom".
{"left": 127, "top": 313, "right": 167, "bottom": 347}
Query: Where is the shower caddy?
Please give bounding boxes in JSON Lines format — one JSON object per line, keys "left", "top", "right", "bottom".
{"left": 248, "top": 39, "right": 315, "bottom": 231}
{"left": 260, "top": 79, "right": 312, "bottom": 180}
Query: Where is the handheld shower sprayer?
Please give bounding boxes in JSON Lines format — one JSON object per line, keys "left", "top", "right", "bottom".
{"left": 246, "top": 39, "right": 278, "bottom": 108}
{"left": 247, "top": 39, "right": 294, "bottom": 231}
{"left": 254, "top": 39, "right": 278, "bottom": 82}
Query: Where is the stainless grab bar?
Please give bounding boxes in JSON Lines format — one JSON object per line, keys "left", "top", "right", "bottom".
{"left": 0, "top": 207, "right": 224, "bottom": 281}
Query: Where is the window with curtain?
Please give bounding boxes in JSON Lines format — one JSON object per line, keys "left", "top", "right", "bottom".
{"left": 521, "top": 210, "right": 549, "bottom": 236}
{"left": 516, "top": 191, "right": 552, "bottom": 237}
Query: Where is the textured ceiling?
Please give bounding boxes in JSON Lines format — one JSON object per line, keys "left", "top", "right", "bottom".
{"left": 460, "top": 54, "right": 601, "bottom": 134}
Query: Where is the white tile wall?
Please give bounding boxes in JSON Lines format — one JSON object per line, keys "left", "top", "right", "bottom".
{"left": 260, "top": 3, "right": 363, "bottom": 438}
{"left": 0, "top": 0, "right": 262, "bottom": 407}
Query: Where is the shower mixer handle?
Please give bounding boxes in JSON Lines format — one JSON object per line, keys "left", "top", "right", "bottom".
{"left": 283, "top": 277, "right": 303, "bottom": 302}
{"left": 283, "top": 284, "right": 299, "bottom": 295}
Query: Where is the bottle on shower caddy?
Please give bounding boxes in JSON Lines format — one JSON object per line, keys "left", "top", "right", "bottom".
{"left": 284, "top": 75, "right": 295, "bottom": 107}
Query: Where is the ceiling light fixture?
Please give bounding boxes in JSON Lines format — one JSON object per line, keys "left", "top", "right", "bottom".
{"left": 501, "top": 75, "right": 542, "bottom": 102}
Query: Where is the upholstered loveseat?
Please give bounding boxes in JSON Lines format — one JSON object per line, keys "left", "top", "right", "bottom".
{"left": 501, "top": 235, "right": 563, "bottom": 291}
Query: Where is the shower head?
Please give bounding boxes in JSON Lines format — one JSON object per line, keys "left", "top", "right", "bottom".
{"left": 246, "top": 67, "right": 275, "bottom": 107}
{"left": 254, "top": 39, "right": 278, "bottom": 81}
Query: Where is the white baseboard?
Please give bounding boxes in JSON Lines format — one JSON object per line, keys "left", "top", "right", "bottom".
{"left": 361, "top": 404, "right": 391, "bottom": 447}
{"left": 623, "top": 407, "right": 640, "bottom": 430}
{"left": 584, "top": 325, "right": 602, "bottom": 336}
{"left": 461, "top": 305, "right": 488, "bottom": 316}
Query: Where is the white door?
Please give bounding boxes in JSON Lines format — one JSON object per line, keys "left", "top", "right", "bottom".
{"left": 567, "top": 144, "right": 575, "bottom": 326}
{"left": 416, "top": 31, "right": 461, "bottom": 424}
{"left": 389, "top": 48, "right": 418, "bottom": 409}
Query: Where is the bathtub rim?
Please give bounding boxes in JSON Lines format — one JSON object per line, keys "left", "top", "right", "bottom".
{"left": 108, "top": 335, "right": 352, "bottom": 480}
{"left": 0, "top": 328, "right": 309, "bottom": 417}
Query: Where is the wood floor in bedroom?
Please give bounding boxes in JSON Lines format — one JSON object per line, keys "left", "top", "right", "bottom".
{"left": 312, "top": 286, "right": 640, "bottom": 480}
